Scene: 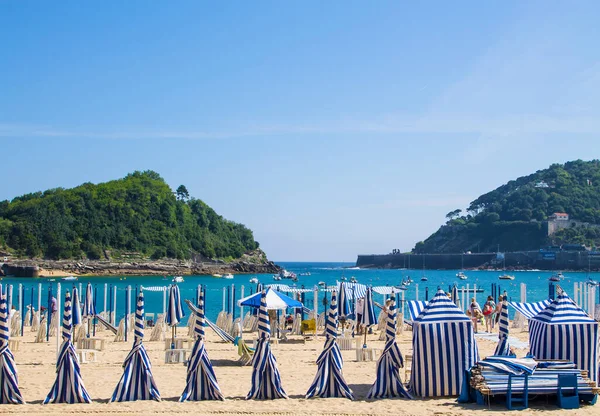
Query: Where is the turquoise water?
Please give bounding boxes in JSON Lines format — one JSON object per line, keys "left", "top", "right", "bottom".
{"left": 1, "top": 262, "right": 598, "bottom": 323}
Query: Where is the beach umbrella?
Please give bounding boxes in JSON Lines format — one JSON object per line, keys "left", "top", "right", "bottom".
{"left": 43, "top": 290, "right": 92, "bottom": 404}
{"left": 110, "top": 291, "right": 161, "bottom": 402}
{"left": 246, "top": 291, "right": 288, "bottom": 400}
{"left": 166, "top": 284, "right": 185, "bottom": 348}
{"left": 83, "top": 283, "right": 96, "bottom": 337}
{"left": 360, "top": 287, "right": 377, "bottom": 348}
{"left": 306, "top": 290, "right": 354, "bottom": 400}
{"left": 367, "top": 291, "right": 412, "bottom": 399}
{"left": 0, "top": 292, "right": 24, "bottom": 404}
{"left": 494, "top": 299, "right": 511, "bottom": 356}
{"left": 71, "top": 287, "right": 82, "bottom": 327}
{"left": 238, "top": 288, "right": 303, "bottom": 310}
{"left": 180, "top": 290, "right": 224, "bottom": 401}
{"left": 451, "top": 284, "right": 459, "bottom": 307}
{"left": 337, "top": 282, "right": 351, "bottom": 335}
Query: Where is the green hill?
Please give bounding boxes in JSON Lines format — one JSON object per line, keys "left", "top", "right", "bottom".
{"left": 0, "top": 171, "right": 259, "bottom": 260}
{"left": 414, "top": 160, "right": 600, "bottom": 253}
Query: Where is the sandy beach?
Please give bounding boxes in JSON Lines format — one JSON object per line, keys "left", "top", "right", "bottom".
{"left": 4, "top": 319, "right": 598, "bottom": 416}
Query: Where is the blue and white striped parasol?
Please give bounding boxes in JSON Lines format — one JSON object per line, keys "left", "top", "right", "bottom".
{"left": 0, "top": 292, "right": 24, "bottom": 404}
{"left": 306, "top": 290, "right": 354, "bottom": 399}
{"left": 337, "top": 282, "right": 351, "bottom": 319}
{"left": 44, "top": 291, "right": 92, "bottom": 404}
{"left": 83, "top": 283, "right": 96, "bottom": 317}
{"left": 494, "top": 299, "right": 511, "bottom": 356}
{"left": 71, "top": 287, "right": 82, "bottom": 327}
{"left": 180, "top": 289, "right": 224, "bottom": 401}
{"left": 367, "top": 291, "right": 412, "bottom": 399}
{"left": 246, "top": 291, "right": 288, "bottom": 400}
{"left": 360, "top": 287, "right": 377, "bottom": 348}
{"left": 110, "top": 291, "right": 161, "bottom": 402}
{"left": 166, "top": 284, "right": 185, "bottom": 347}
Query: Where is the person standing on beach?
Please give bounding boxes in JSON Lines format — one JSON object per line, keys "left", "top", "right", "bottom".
{"left": 356, "top": 297, "right": 364, "bottom": 335}
{"left": 483, "top": 295, "right": 495, "bottom": 333}
{"left": 468, "top": 297, "right": 481, "bottom": 333}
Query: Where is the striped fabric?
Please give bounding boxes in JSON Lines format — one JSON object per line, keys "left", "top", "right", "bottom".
{"left": 508, "top": 300, "right": 551, "bottom": 319}
{"left": 141, "top": 286, "right": 167, "bottom": 292}
{"left": 83, "top": 283, "right": 96, "bottom": 317}
{"left": 372, "top": 286, "right": 399, "bottom": 295}
{"left": 180, "top": 291, "right": 224, "bottom": 401}
{"left": 409, "top": 289, "right": 478, "bottom": 397}
{"left": 266, "top": 284, "right": 312, "bottom": 293}
{"left": 339, "top": 282, "right": 367, "bottom": 300}
{"left": 337, "top": 282, "right": 351, "bottom": 318}
{"left": 71, "top": 288, "right": 82, "bottom": 326}
{"left": 166, "top": 284, "right": 184, "bottom": 327}
{"left": 367, "top": 292, "right": 412, "bottom": 399}
{"left": 450, "top": 285, "right": 459, "bottom": 306}
{"left": 111, "top": 292, "right": 161, "bottom": 402}
{"left": 407, "top": 301, "right": 428, "bottom": 322}
{"left": 0, "top": 293, "right": 24, "bottom": 404}
{"left": 44, "top": 291, "right": 92, "bottom": 404}
{"left": 529, "top": 291, "right": 599, "bottom": 383}
{"left": 246, "top": 291, "right": 288, "bottom": 400}
{"left": 494, "top": 300, "right": 511, "bottom": 356}
{"left": 360, "top": 288, "right": 377, "bottom": 327}
{"left": 306, "top": 290, "right": 354, "bottom": 400}
{"left": 184, "top": 299, "right": 236, "bottom": 343}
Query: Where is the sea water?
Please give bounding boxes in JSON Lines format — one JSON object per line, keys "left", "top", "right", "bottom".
{"left": 2, "top": 261, "right": 598, "bottom": 324}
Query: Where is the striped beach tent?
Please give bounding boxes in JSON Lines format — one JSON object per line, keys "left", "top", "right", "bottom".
{"left": 508, "top": 300, "right": 551, "bottom": 319}
{"left": 529, "top": 290, "right": 599, "bottom": 383}
{"left": 44, "top": 291, "right": 92, "bottom": 404}
{"left": 493, "top": 299, "right": 511, "bottom": 356}
{"left": 0, "top": 292, "right": 24, "bottom": 404}
{"left": 180, "top": 290, "right": 224, "bottom": 401}
{"left": 111, "top": 291, "right": 161, "bottom": 402}
{"left": 409, "top": 289, "right": 478, "bottom": 397}
{"left": 407, "top": 300, "right": 427, "bottom": 322}
{"left": 83, "top": 283, "right": 95, "bottom": 337}
{"left": 367, "top": 292, "right": 412, "bottom": 399}
{"left": 246, "top": 291, "right": 288, "bottom": 400}
{"left": 338, "top": 282, "right": 351, "bottom": 319}
{"left": 339, "top": 282, "right": 367, "bottom": 300}
{"left": 306, "top": 290, "right": 354, "bottom": 400}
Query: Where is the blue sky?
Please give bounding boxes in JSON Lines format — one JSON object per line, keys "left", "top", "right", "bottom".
{"left": 1, "top": 1, "right": 600, "bottom": 261}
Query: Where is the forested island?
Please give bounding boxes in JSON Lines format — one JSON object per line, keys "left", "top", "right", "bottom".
{"left": 413, "top": 160, "right": 600, "bottom": 254}
{"left": 0, "top": 171, "right": 278, "bottom": 276}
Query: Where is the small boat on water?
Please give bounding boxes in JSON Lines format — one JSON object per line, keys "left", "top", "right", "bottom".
{"left": 498, "top": 274, "right": 515, "bottom": 280}
{"left": 173, "top": 276, "right": 184, "bottom": 283}
{"left": 48, "top": 278, "right": 56, "bottom": 282}
{"left": 61, "top": 276, "right": 77, "bottom": 281}
{"left": 548, "top": 272, "right": 563, "bottom": 282}
{"left": 420, "top": 276, "right": 428, "bottom": 282}
{"left": 299, "top": 272, "right": 311, "bottom": 276}
{"left": 457, "top": 272, "right": 468, "bottom": 280}
{"left": 273, "top": 276, "right": 282, "bottom": 281}
{"left": 249, "top": 277, "right": 259, "bottom": 284}
{"left": 406, "top": 276, "right": 414, "bottom": 284}
{"left": 318, "top": 281, "right": 326, "bottom": 287}
{"left": 587, "top": 277, "right": 599, "bottom": 286}
{"left": 223, "top": 273, "right": 234, "bottom": 279}
{"left": 212, "top": 274, "right": 222, "bottom": 278}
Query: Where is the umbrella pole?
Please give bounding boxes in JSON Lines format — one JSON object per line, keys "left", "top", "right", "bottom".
{"left": 363, "top": 326, "right": 367, "bottom": 349}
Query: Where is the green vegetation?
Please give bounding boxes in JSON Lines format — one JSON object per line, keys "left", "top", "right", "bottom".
{"left": 414, "top": 160, "right": 600, "bottom": 253}
{"left": 0, "top": 171, "right": 259, "bottom": 260}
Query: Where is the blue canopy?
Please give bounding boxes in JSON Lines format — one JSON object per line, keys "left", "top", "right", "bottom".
{"left": 238, "top": 288, "right": 302, "bottom": 310}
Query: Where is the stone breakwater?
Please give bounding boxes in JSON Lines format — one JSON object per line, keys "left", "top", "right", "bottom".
{"left": 2, "top": 258, "right": 281, "bottom": 277}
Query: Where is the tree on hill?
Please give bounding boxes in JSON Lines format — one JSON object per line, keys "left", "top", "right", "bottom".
{"left": 176, "top": 185, "right": 190, "bottom": 201}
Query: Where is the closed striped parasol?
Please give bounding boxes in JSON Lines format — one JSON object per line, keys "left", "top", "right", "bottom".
{"left": 0, "top": 291, "right": 24, "bottom": 404}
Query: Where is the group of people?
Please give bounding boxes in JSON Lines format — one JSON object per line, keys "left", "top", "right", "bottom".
{"left": 467, "top": 294, "right": 505, "bottom": 333}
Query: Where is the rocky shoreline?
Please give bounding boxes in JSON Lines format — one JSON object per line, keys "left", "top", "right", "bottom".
{"left": 1, "top": 257, "right": 281, "bottom": 278}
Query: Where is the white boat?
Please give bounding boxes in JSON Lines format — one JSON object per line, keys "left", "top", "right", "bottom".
{"left": 318, "top": 281, "right": 326, "bottom": 286}
{"left": 273, "top": 276, "right": 282, "bottom": 281}
{"left": 406, "top": 276, "right": 414, "bottom": 283}
{"left": 498, "top": 274, "right": 515, "bottom": 280}
{"left": 457, "top": 272, "right": 468, "bottom": 280}
{"left": 249, "top": 277, "right": 259, "bottom": 284}
{"left": 61, "top": 276, "right": 77, "bottom": 281}
{"left": 549, "top": 272, "right": 562, "bottom": 282}
{"left": 223, "top": 273, "right": 234, "bottom": 279}
{"left": 350, "top": 276, "right": 358, "bottom": 283}
{"left": 173, "top": 276, "right": 184, "bottom": 283}
{"left": 420, "top": 276, "right": 428, "bottom": 282}
{"left": 587, "top": 277, "right": 599, "bottom": 286}
{"left": 212, "top": 274, "right": 222, "bottom": 278}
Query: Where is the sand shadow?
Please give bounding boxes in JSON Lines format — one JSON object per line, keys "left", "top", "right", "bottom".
{"left": 210, "top": 358, "right": 247, "bottom": 367}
